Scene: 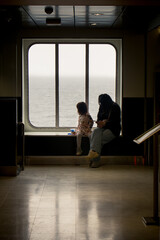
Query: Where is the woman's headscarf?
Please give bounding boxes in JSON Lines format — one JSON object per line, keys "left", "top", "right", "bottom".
{"left": 98, "top": 94, "right": 113, "bottom": 118}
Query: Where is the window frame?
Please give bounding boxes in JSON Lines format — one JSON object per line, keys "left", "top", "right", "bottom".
{"left": 22, "top": 38, "right": 122, "bottom": 133}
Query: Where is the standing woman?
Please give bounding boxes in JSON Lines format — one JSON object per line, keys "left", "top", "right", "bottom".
{"left": 87, "top": 93, "right": 121, "bottom": 167}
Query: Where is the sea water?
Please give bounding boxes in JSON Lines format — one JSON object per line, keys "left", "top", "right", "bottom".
{"left": 29, "top": 76, "right": 115, "bottom": 128}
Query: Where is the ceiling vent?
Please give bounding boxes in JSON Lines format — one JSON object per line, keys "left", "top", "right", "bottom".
{"left": 46, "top": 17, "right": 61, "bottom": 25}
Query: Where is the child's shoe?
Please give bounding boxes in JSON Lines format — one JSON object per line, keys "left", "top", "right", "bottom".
{"left": 76, "top": 151, "right": 82, "bottom": 156}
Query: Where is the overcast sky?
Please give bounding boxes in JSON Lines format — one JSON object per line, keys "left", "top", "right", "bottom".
{"left": 29, "top": 43, "right": 116, "bottom": 79}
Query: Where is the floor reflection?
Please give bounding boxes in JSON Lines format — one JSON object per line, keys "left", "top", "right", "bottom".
{"left": 0, "top": 165, "right": 159, "bottom": 240}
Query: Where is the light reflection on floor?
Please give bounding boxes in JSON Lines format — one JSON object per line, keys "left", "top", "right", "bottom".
{"left": 0, "top": 165, "right": 159, "bottom": 240}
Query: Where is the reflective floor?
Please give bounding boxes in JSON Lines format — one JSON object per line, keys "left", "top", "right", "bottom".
{"left": 0, "top": 165, "right": 159, "bottom": 240}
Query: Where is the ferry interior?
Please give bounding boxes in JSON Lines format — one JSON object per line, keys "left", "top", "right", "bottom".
{"left": 0, "top": 1, "right": 160, "bottom": 239}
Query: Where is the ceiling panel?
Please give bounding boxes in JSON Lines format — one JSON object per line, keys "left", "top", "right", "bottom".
{"left": 74, "top": 6, "right": 123, "bottom": 27}
{"left": 1, "top": 5, "right": 160, "bottom": 31}
{"left": 20, "top": 5, "right": 124, "bottom": 28}
{"left": 21, "top": 6, "right": 75, "bottom": 27}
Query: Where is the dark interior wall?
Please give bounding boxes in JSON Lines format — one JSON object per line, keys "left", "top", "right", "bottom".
{"left": 0, "top": 29, "right": 22, "bottom": 173}
{"left": 21, "top": 27, "right": 146, "bottom": 97}
{"left": 0, "top": 27, "right": 156, "bottom": 158}
{"left": 122, "top": 32, "right": 145, "bottom": 98}
{"left": 0, "top": 27, "right": 147, "bottom": 98}
{"left": 0, "top": 37, "right": 17, "bottom": 97}
{"left": 0, "top": 98, "right": 18, "bottom": 166}
{"left": 147, "top": 28, "right": 160, "bottom": 99}
{"left": 122, "top": 97, "right": 154, "bottom": 138}
{"left": 0, "top": 23, "right": 158, "bottom": 100}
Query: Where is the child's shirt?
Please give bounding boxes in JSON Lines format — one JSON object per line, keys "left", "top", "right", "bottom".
{"left": 76, "top": 113, "right": 93, "bottom": 136}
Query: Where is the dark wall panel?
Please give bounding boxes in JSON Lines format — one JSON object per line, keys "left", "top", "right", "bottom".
{"left": 122, "top": 97, "right": 154, "bottom": 140}
{"left": 25, "top": 136, "right": 77, "bottom": 156}
{"left": 0, "top": 98, "right": 17, "bottom": 166}
{"left": 122, "top": 98, "right": 144, "bottom": 139}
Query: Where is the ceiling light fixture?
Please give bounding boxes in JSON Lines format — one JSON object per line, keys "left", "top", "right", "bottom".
{"left": 90, "top": 23, "right": 97, "bottom": 26}
{"left": 92, "top": 13, "right": 104, "bottom": 16}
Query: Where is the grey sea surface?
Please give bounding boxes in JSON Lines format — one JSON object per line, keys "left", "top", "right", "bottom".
{"left": 29, "top": 77, "right": 115, "bottom": 128}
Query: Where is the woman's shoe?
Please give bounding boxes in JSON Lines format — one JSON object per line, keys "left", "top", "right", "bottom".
{"left": 89, "top": 160, "right": 93, "bottom": 168}
{"left": 87, "top": 150, "right": 99, "bottom": 160}
{"left": 91, "top": 161, "right": 100, "bottom": 168}
{"left": 89, "top": 160, "right": 100, "bottom": 168}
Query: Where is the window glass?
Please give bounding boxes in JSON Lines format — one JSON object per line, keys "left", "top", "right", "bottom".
{"left": 59, "top": 44, "right": 85, "bottom": 127}
{"left": 24, "top": 39, "right": 120, "bottom": 131}
{"left": 89, "top": 44, "right": 116, "bottom": 121}
{"left": 28, "top": 44, "right": 55, "bottom": 127}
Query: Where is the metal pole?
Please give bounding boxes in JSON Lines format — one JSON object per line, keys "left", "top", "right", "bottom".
{"left": 142, "top": 132, "right": 159, "bottom": 225}
{"left": 153, "top": 133, "right": 159, "bottom": 219}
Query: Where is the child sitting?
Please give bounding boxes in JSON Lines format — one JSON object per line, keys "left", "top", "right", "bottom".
{"left": 76, "top": 102, "right": 93, "bottom": 156}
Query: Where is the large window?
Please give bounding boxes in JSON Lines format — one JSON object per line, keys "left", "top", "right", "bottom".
{"left": 28, "top": 44, "right": 55, "bottom": 127}
{"left": 59, "top": 44, "right": 85, "bottom": 127}
{"left": 23, "top": 39, "right": 122, "bottom": 132}
{"left": 89, "top": 44, "right": 116, "bottom": 121}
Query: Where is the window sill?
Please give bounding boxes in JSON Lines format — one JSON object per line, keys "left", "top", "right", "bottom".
{"left": 24, "top": 132, "right": 75, "bottom": 136}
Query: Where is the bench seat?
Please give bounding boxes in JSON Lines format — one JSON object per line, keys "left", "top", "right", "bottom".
{"left": 101, "top": 136, "right": 143, "bottom": 156}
